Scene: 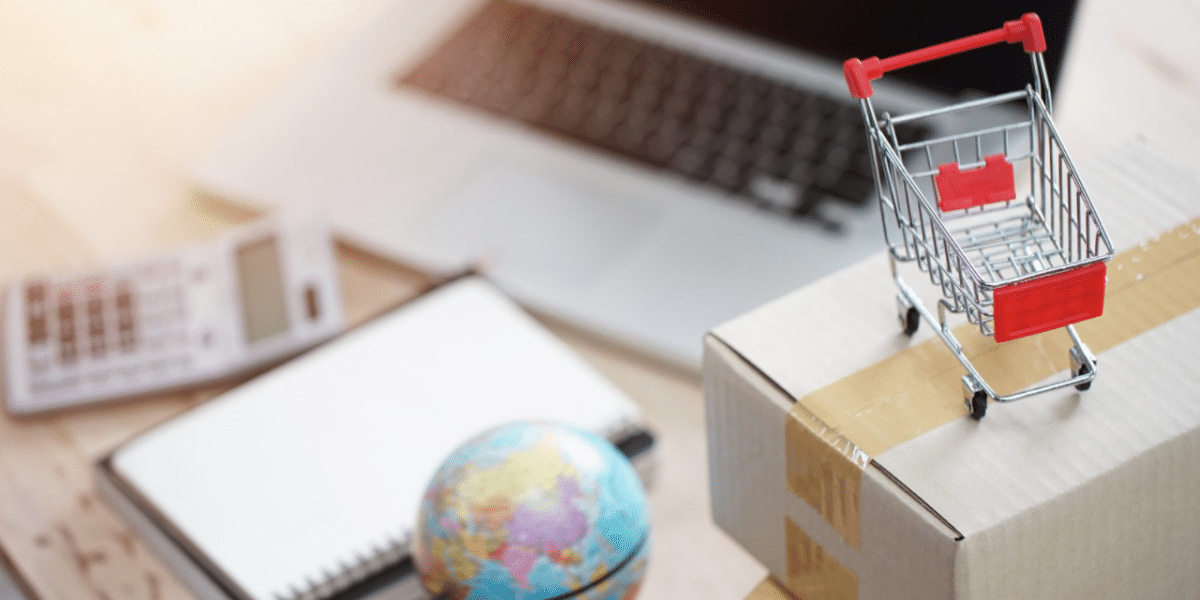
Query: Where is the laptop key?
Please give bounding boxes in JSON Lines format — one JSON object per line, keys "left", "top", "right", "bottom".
{"left": 709, "top": 158, "right": 748, "bottom": 194}
{"left": 670, "top": 147, "right": 711, "bottom": 181}
{"left": 399, "top": 0, "right": 910, "bottom": 226}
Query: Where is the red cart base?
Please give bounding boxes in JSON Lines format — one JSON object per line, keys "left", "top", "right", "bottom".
{"left": 992, "top": 262, "right": 1107, "bottom": 342}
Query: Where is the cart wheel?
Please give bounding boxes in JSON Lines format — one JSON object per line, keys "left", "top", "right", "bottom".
{"left": 961, "top": 375, "right": 988, "bottom": 420}
{"left": 902, "top": 307, "right": 920, "bottom": 336}
{"left": 968, "top": 391, "right": 988, "bottom": 420}
{"left": 896, "top": 294, "right": 919, "bottom": 336}
{"left": 1069, "top": 345, "right": 1094, "bottom": 392}
{"left": 1073, "top": 362, "right": 1092, "bottom": 392}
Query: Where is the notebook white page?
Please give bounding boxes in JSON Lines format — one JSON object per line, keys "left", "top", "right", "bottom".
{"left": 111, "top": 277, "right": 643, "bottom": 600}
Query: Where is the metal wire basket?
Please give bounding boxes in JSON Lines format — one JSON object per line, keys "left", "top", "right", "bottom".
{"left": 844, "top": 13, "right": 1114, "bottom": 419}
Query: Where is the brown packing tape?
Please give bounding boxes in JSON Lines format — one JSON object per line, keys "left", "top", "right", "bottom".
{"left": 784, "top": 518, "right": 858, "bottom": 600}
{"left": 785, "top": 405, "right": 866, "bottom": 550}
{"left": 799, "top": 218, "right": 1200, "bottom": 457}
{"left": 781, "top": 218, "right": 1200, "bottom": 596}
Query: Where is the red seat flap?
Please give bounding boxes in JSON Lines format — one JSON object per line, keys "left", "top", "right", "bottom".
{"left": 936, "top": 154, "right": 1016, "bottom": 211}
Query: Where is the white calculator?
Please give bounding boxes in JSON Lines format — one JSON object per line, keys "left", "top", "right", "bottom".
{"left": 2, "top": 212, "right": 344, "bottom": 416}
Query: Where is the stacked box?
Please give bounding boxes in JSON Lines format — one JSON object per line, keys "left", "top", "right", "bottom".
{"left": 705, "top": 149, "right": 1200, "bottom": 600}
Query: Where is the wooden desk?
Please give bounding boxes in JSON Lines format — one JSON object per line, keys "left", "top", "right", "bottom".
{"left": 0, "top": 2, "right": 766, "bottom": 599}
{"left": 1, "top": 0, "right": 1196, "bottom": 599}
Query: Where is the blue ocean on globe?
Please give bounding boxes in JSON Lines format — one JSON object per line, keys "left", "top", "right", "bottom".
{"left": 413, "top": 421, "right": 651, "bottom": 600}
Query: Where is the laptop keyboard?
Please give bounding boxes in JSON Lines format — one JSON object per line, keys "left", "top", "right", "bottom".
{"left": 399, "top": 0, "right": 926, "bottom": 228}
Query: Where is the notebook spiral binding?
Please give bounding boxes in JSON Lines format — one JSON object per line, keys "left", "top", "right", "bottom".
{"left": 275, "top": 530, "right": 413, "bottom": 600}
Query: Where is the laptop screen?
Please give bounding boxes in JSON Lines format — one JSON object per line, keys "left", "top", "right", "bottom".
{"left": 639, "top": 0, "right": 1079, "bottom": 97}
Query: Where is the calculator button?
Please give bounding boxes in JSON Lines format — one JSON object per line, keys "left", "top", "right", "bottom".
{"left": 28, "top": 316, "right": 48, "bottom": 345}
{"left": 60, "top": 340, "right": 78, "bottom": 365}
{"left": 57, "top": 294, "right": 75, "bottom": 322}
{"left": 117, "top": 308, "right": 134, "bottom": 329}
{"left": 87, "top": 293, "right": 106, "bottom": 359}
{"left": 57, "top": 289, "right": 78, "bottom": 365}
{"left": 25, "top": 281, "right": 50, "bottom": 346}
{"left": 26, "top": 284, "right": 47, "bottom": 315}
{"left": 116, "top": 286, "right": 132, "bottom": 309}
{"left": 89, "top": 337, "right": 107, "bottom": 359}
{"left": 118, "top": 330, "right": 137, "bottom": 353}
{"left": 26, "top": 282, "right": 45, "bottom": 303}
{"left": 115, "top": 280, "right": 137, "bottom": 352}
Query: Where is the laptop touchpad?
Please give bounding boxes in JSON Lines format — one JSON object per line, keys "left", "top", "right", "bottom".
{"left": 405, "top": 163, "right": 663, "bottom": 289}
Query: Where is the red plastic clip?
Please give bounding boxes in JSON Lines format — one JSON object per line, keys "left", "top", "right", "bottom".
{"left": 1003, "top": 13, "right": 1047, "bottom": 53}
{"left": 935, "top": 154, "right": 1016, "bottom": 211}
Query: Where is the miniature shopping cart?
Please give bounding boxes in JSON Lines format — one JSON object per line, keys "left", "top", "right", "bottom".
{"left": 843, "top": 14, "right": 1114, "bottom": 419}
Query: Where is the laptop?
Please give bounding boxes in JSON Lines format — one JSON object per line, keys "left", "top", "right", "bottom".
{"left": 193, "top": 0, "right": 1077, "bottom": 371}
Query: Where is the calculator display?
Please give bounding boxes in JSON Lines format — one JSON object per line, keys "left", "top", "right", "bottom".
{"left": 235, "top": 236, "right": 290, "bottom": 344}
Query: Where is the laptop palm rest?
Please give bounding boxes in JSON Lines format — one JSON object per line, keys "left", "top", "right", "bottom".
{"left": 404, "top": 164, "right": 665, "bottom": 290}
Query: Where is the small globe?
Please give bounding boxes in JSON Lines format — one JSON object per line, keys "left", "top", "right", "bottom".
{"left": 413, "top": 421, "right": 651, "bottom": 600}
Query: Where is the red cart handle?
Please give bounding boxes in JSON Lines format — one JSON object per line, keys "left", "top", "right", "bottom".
{"left": 844, "top": 13, "right": 1046, "bottom": 99}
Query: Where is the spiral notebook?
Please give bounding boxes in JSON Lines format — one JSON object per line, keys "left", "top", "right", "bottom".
{"left": 94, "top": 277, "right": 656, "bottom": 600}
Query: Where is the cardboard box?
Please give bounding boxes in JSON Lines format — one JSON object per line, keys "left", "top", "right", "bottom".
{"left": 742, "top": 577, "right": 794, "bottom": 600}
{"left": 703, "top": 143, "right": 1200, "bottom": 600}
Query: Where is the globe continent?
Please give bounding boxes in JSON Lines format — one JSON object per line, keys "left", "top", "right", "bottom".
{"left": 414, "top": 421, "right": 650, "bottom": 600}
